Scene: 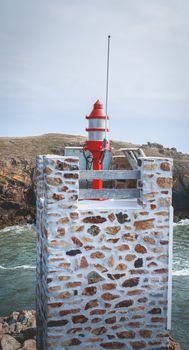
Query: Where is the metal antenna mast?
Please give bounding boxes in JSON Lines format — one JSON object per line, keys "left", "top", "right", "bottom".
{"left": 105, "top": 35, "right": 111, "bottom": 146}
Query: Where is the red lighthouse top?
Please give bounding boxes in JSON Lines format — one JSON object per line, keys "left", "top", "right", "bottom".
{"left": 84, "top": 99, "right": 111, "bottom": 191}
{"left": 86, "top": 99, "right": 109, "bottom": 119}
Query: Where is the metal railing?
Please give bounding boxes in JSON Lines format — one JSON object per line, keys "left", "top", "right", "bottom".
{"left": 79, "top": 170, "right": 140, "bottom": 199}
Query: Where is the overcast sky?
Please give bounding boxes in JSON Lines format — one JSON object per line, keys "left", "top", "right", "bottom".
{"left": 1, "top": 0, "right": 189, "bottom": 153}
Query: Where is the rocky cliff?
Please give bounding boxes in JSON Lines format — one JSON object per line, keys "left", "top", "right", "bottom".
{"left": 0, "top": 134, "right": 188, "bottom": 228}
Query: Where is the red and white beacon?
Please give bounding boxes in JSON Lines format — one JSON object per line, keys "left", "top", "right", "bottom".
{"left": 84, "top": 99, "right": 111, "bottom": 189}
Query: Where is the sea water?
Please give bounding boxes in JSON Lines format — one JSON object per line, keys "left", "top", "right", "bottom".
{"left": 172, "top": 220, "right": 189, "bottom": 349}
{"left": 0, "top": 225, "right": 36, "bottom": 315}
{"left": 0, "top": 222, "right": 189, "bottom": 349}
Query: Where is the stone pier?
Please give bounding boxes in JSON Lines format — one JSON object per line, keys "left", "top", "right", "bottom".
{"left": 36, "top": 155, "right": 173, "bottom": 350}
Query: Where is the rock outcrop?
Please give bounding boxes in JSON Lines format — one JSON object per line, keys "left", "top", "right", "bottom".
{"left": 0, "top": 310, "right": 36, "bottom": 350}
{"left": 0, "top": 134, "right": 188, "bottom": 228}
{"left": 0, "top": 158, "right": 35, "bottom": 228}
{"left": 169, "top": 335, "right": 182, "bottom": 350}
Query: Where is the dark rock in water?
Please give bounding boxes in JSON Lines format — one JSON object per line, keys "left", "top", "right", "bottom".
{"left": 173, "top": 185, "right": 189, "bottom": 221}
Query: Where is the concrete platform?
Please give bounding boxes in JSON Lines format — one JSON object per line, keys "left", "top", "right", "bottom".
{"left": 78, "top": 198, "right": 141, "bottom": 210}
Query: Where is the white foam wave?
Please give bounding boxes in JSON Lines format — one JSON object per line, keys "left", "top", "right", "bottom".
{"left": 0, "top": 224, "right": 36, "bottom": 234}
{"left": 172, "top": 268, "right": 189, "bottom": 276}
{"left": 0, "top": 225, "right": 23, "bottom": 233}
{"left": 174, "top": 219, "right": 189, "bottom": 226}
{"left": 0, "top": 264, "right": 35, "bottom": 270}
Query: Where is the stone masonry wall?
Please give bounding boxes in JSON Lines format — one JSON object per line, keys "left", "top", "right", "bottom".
{"left": 36, "top": 155, "right": 173, "bottom": 350}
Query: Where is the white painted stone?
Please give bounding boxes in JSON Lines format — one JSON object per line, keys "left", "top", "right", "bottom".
{"left": 36, "top": 156, "right": 173, "bottom": 350}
